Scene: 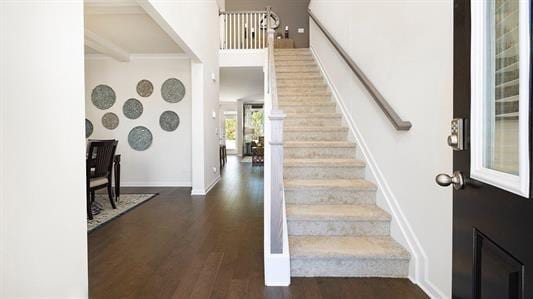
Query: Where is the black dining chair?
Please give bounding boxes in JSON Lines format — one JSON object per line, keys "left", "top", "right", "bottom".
{"left": 86, "top": 139, "right": 118, "bottom": 220}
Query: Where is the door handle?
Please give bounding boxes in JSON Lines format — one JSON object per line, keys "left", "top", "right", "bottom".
{"left": 435, "top": 171, "right": 464, "bottom": 190}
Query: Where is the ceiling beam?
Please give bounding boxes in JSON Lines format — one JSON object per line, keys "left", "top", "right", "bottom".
{"left": 85, "top": 29, "right": 130, "bottom": 62}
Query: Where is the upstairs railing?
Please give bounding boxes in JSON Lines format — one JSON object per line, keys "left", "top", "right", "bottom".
{"left": 219, "top": 8, "right": 279, "bottom": 50}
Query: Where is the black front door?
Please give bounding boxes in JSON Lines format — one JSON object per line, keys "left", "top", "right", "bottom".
{"left": 451, "top": 1, "right": 533, "bottom": 298}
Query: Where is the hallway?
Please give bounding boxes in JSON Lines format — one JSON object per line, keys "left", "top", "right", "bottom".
{"left": 88, "top": 156, "right": 427, "bottom": 298}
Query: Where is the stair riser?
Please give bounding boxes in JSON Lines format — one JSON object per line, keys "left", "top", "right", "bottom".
{"left": 284, "top": 130, "right": 347, "bottom": 141}
{"left": 279, "top": 102, "right": 333, "bottom": 107}
{"left": 275, "top": 49, "right": 311, "bottom": 54}
{"left": 278, "top": 90, "right": 330, "bottom": 96}
{"left": 288, "top": 220, "right": 390, "bottom": 236}
{"left": 280, "top": 105, "right": 336, "bottom": 113}
{"left": 276, "top": 67, "right": 319, "bottom": 73}
{"left": 285, "top": 189, "right": 375, "bottom": 205}
{"left": 284, "top": 166, "right": 364, "bottom": 179}
{"left": 277, "top": 73, "right": 322, "bottom": 79}
{"left": 290, "top": 258, "right": 409, "bottom": 277}
{"left": 284, "top": 117, "right": 342, "bottom": 127}
{"left": 278, "top": 95, "right": 332, "bottom": 102}
{"left": 284, "top": 147, "right": 355, "bottom": 159}
{"left": 275, "top": 60, "right": 317, "bottom": 66}
{"left": 274, "top": 55, "right": 314, "bottom": 61}
{"left": 277, "top": 81, "right": 327, "bottom": 88}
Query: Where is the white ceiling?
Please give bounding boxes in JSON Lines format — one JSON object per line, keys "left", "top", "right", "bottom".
{"left": 84, "top": 0, "right": 183, "bottom": 57}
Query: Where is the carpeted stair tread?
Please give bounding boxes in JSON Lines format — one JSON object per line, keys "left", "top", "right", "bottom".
{"left": 284, "top": 126, "right": 348, "bottom": 132}
{"left": 284, "top": 179, "right": 376, "bottom": 191}
{"left": 284, "top": 158, "right": 364, "bottom": 167}
{"left": 276, "top": 66, "right": 319, "bottom": 73}
{"left": 285, "top": 113, "right": 340, "bottom": 118}
{"left": 277, "top": 72, "right": 323, "bottom": 79}
{"left": 284, "top": 141, "right": 355, "bottom": 148}
{"left": 289, "top": 236, "right": 409, "bottom": 259}
{"left": 287, "top": 204, "right": 390, "bottom": 221}
{"left": 275, "top": 55, "right": 314, "bottom": 61}
{"left": 279, "top": 101, "right": 334, "bottom": 107}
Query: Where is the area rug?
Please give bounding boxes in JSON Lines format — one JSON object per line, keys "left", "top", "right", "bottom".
{"left": 241, "top": 156, "right": 252, "bottom": 163}
{"left": 88, "top": 193, "right": 157, "bottom": 232}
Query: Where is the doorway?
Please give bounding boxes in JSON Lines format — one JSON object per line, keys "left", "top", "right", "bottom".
{"left": 242, "top": 103, "right": 264, "bottom": 157}
{"left": 223, "top": 110, "right": 238, "bottom": 154}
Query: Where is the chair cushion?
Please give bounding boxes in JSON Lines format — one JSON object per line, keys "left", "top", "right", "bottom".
{"left": 90, "top": 177, "right": 108, "bottom": 188}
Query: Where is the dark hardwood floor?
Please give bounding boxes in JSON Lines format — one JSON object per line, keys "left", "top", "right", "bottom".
{"left": 88, "top": 156, "right": 428, "bottom": 298}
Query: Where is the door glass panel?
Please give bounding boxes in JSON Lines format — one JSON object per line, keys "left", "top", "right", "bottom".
{"left": 484, "top": 0, "right": 520, "bottom": 175}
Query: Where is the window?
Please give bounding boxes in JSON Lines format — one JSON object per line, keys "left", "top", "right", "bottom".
{"left": 225, "top": 117, "right": 237, "bottom": 150}
{"left": 470, "top": 0, "right": 530, "bottom": 196}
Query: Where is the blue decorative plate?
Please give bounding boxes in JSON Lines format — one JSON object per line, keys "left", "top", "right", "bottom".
{"left": 123, "top": 98, "right": 143, "bottom": 119}
{"left": 91, "top": 84, "right": 116, "bottom": 110}
{"left": 137, "top": 79, "right": 153, "bottom": 97}
{"left": 128, "top": 126, "right": 152, "bottom": 151}
{"left": 102, "top": 112, "right": 119, "bottom": 130}
{"left": 85, "top": 119, "right": 93, "bottom": 138}
{"left": 159, "top": 111, "right": 180, "bottom": 132}
{"left": 161, "top": 78, "right": 185, "bottom": 103}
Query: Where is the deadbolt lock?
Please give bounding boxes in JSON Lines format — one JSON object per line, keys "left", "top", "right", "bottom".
{"left": 448, "top": 118, "right": 464, "bottom": 151}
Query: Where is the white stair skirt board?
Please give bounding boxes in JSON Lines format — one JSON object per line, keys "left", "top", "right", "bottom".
{"left": 274, "top": 48, "right": 410, "bottom": 279}
{"left": 309, "top": 44, "right": 445, "bottom": 298}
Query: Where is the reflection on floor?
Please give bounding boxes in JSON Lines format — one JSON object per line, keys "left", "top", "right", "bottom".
{"left": 88, "top": 156, "right": 428, "bottom": 298}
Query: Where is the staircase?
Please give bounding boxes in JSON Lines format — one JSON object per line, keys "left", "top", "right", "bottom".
{"left": 275, "top": 48, "right": 410, "bottom": 277}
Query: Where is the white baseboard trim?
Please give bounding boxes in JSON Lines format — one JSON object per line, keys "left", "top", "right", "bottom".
{"left": 121, "top": 181, "right": 192, "bottom": 187}
{"left": 190, "top": 175, "right": 221, "bottom": 196}
{"left": 311, "top": 46, "right": 447, "bottom": 299}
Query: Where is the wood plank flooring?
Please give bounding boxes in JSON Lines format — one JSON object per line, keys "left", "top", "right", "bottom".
{"left": 88, "top": 156, "right": 428, "bottom": 298}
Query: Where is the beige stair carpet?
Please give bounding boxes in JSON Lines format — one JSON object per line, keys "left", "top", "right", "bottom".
{"left": 275, "top": 48, "right": 409, "bottom": 277}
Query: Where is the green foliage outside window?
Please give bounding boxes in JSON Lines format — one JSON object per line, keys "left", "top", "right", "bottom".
{"left": 251, "top": 111, "right": 264, "bottom": 139}
{"left": 225, "top": 118, "right": 236, "bottom": 140}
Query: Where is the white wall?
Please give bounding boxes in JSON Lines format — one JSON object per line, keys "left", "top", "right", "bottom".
{"left": 0, "top": 2, "right": 88, "bottom": 297}
{"left": 219, "top": 49, "right": 265, "bottom": 67}
{"left": 309, "top": 1, "right": 453, "bottom": 297}
{"left": 220, "top": 67, "right": 264, "bottom": 102}
{"left": 85, "top": 55, "right": 192, "bottom": 186}
{"left": 140, "top": 0, "right": 221, "bottom": 195}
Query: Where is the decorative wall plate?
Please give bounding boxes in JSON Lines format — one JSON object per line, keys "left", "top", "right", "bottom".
{"left": 85, "top": 119, "right": 93, "bottom": 138}
{"left": 123, "top": 98, "right": 143, "bottom": 119}
{"left": 159, "top": 111, "right": 180, "bottom": 132}
{"left": 136, "top": 79, "right": 154, "bottom": 97}
{"left": 128, "top": 126, "right": 153, "bottom": 151}
{"left": 161, "top": 78, "right": 185, "bottom": 103}
{"left": 91, "top": 84, "right": 116, "bottom": 110}
{"left": 102, "top": 112, "right": 119, "bottom": 130}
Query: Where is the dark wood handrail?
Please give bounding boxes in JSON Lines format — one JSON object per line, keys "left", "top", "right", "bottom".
{"left": 308, "top": 9, "right": 412, "bottom": 131}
